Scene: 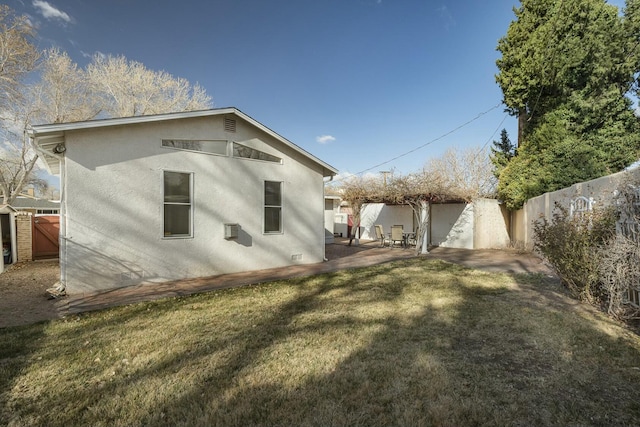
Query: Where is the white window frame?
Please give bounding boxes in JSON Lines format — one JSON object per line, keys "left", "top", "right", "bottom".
{"left": 264, "top": 180, "right": 283, "bottom": 234}
{"left": 163, "top": 170, "right": 194, "bottom": 239}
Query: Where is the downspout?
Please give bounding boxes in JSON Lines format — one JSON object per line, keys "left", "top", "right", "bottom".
{"left": 30, "top": 133, "right": 67, "bottom": 291}
{"left": 59, "top": 157, "right": 67, "bottom": 291}
{"left": 10, "top": 210, "right": 17, "bottom": 264}
{"left": 323, "top": 174, "right": 334, "bottom": 262}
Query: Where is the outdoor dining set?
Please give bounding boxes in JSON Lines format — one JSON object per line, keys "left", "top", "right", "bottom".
{"left": 374, "top": 225, "right": 416, "bottom": 248}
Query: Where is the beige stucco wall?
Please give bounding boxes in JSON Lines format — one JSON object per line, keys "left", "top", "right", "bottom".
{"left": 473, "top": 198, "right": 511, "bottom": 249}
{"left": 511, "top": 167, "right": 640, "bottom": 249}
{"left": 61, "top": 114, "right": 328, "bottom": 294}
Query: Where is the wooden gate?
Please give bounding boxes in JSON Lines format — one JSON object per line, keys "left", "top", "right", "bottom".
{"left": 32, "top": 216, "right": 59, "bottom": 259}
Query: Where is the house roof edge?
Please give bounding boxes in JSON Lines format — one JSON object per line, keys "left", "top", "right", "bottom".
{"left": 29, "top": 107, "right": 338, "bottom": 178}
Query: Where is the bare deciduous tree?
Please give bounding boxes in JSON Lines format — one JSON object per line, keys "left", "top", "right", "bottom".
{"left": 423, "top": 146, "right": 497, "bottom": 201}
{"left": 0, "top": 5, "right": 38, "bottom": 110}
{"left": 87, "top": 55, "right": 212, "bottom": 118}
{"left": 0, "top": 108, "right": 49, "bottom": 204}
{"left": 0, "top": 6, "right": 40, "bottom": 204}
{"left": 30, "top": 48, "right": 100, "bottom": 124}
{"left": 1, "top": 41, "right": 214, "bottom": 203}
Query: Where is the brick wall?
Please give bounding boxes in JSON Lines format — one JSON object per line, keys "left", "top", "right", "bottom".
{"left": 16, "top": 212, "right": 32, "bottom": 262}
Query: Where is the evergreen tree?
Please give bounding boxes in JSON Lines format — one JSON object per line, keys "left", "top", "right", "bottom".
{"left": 494, "top": 0, "right": 640, "bottom": 209}
{"left": 490, "top": 129, "right": 515, "bottom": 179}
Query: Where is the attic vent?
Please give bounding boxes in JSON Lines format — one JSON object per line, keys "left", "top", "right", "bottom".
{"left": 224, "top": 117, "right": 236, "bottom": 133}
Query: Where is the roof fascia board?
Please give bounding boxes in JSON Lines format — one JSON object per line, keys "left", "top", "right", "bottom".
{"left": 29, "top": 108, "right": 236, "bottom": 135}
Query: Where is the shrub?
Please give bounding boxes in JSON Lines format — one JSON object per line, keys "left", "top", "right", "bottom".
{"left": 533, "top": 204, "right": 615, "bottom": 303}
{"left": 597, "top": 180, "right": 640, "bottom": 320}
{"left": 534, "top": 178, "right": 640, "bottom": 322}
{"left": 598, "top": 235, "right": 640, "bottom": 320}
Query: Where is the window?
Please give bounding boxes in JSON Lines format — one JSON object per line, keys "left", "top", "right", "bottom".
{"left": 162, "top": 139, "right": 227, "bottom": 156}
{"left": 36, "top": 209, "right": 59, "bottom": 215}
{"left": 233, "top": 142, "right": 282, "bottom": 163}
{"left": 163, "top": 171, "right": 192, "bottom": 237}
{"left": 264, "top": 181, "right": 282, "bottom": 233}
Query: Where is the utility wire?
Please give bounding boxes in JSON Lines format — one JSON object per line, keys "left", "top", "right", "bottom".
{"left": 478, "top": 113, "right": 509, "bottom": 155}
{"left": 331, "top": 101, "right": 504, "bottom": 183}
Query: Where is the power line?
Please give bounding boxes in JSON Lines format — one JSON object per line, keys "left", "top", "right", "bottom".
{"left": 478, "top": 113, "right": 509, "bottom": 154}
{"left": 333, "top": 101, "right": 504, "bottom": 182}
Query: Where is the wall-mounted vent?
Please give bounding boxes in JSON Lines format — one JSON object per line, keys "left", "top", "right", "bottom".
{"left": 224, "top": 117, "right": 236, "bottom": 133}
{"left": 224, "top": 223, "right": 239, "bottom": 239}
{"left": 291, "top": 253, "right": 303, "bottom": 261}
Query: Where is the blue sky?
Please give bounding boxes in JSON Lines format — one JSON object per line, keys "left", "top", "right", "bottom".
{"left": 7, "top": 0, "right": 628, "bottom": 182}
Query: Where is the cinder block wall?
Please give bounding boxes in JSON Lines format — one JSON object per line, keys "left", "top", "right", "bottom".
{"left": 16, "top": 213, "right": 33, "bottom": 262}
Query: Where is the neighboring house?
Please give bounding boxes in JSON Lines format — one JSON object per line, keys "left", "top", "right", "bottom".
{"left": 10, "top": 196, "right": 60, "bottom": 215}
{"left": 30, "top": 108, "right": 337, "bottom": 294}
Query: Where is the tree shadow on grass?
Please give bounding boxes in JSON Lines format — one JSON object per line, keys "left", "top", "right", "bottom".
{"left": 3, "top": 259, "right": 640, "bottom": 426}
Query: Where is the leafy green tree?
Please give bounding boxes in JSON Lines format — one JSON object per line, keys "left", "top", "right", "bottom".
{"left": 490, "top": 128, "right": 515, "bottom": 179}
{"left": 495, "top": 0, "right": 640, "bottom": 209}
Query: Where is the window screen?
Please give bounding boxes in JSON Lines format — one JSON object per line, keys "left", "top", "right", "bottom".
{"left": 164, "top": 171, "right": 192, "bottom": 237}
{"left": 264, "top": 181, "right": 282, "bottom": 233}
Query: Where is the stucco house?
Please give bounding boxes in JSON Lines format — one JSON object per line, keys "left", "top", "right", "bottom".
{"left": 29, "top": 108, "right": 337, "bottom": 294}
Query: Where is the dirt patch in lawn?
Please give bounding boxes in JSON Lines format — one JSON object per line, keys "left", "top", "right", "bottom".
{"left": 0, "top": 261, "right": 61, "bottom": 328}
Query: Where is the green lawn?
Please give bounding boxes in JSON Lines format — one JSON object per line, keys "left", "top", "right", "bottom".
{"left": 2, "top": 258, "right": 640, "bottom": 426}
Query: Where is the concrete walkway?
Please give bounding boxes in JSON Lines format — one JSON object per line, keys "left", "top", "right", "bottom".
{"left": 56, "top": 239, "right": 556, "bottom": 316}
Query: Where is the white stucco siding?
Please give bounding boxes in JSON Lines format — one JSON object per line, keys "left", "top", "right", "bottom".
{"left": 430, "top": 203, "right": 474, "bottom": 249}
{"left": 359, "top": 203, "right": 414, "bottom": 240}
{"left": 61, "top": 116, "right": 326, "bottom": 293}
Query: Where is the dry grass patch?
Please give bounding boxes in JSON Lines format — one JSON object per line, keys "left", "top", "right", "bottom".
{"left": 1, "top": 259, "right": 640, "bottom": 426}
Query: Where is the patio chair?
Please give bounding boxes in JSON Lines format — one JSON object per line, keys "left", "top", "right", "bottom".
{"left": 374, "top": 225, "right": 389, "bottom": 247}
{"left": 406, "top": 230, "right": 417, "bottom": 247}
{"left": 390, "top": 225, "right": 404, "bottom": 248}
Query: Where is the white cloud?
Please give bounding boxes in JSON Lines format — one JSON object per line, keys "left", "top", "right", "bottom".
{"left": 32, "top": 1, "right": 72, "bottom": 24}
{"left": 316, "top": 135, "right": 336, "bottom": 144}
{"left": 436, "top": 5, "right": 455, "bottom": 30}
{"left": 80, "top": 50, "right": 106, "bottom": 60}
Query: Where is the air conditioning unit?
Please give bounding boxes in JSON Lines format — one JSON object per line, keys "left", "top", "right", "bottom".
{"left": 224, "top": 223, "right": 239, "bottom": 239}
